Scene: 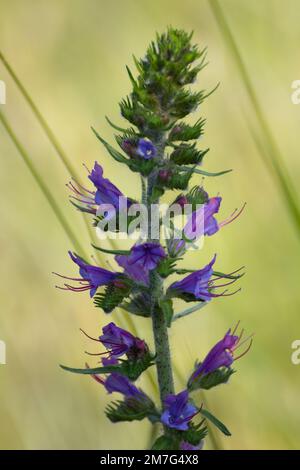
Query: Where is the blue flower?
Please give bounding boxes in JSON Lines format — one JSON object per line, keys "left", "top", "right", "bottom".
{"left": 137, "top": 139, "right": 157, "bottom": 159}
{"left": 161, "top": 390, "right": 197, "bottom": 431}
{"left": 190, "top": 326, "right": 253, "bottom": 383}
{"left": 99, "top": 322, "right": 148, "bottom": 362}
{"left": 54, "top": 251, "right": 119, "bottom": 297}
{"left": 115, "top": 243, "right": 166, "bottom": 285}
{"left": 67, "top": 161, "right": 133, "bottom": 217}
{"left": 167, "top": 255, "right": 216, "bottom": 301}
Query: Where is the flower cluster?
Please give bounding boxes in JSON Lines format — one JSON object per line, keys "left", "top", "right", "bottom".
{"left": 57, "top": 28, "right": 251, "bottom": 450}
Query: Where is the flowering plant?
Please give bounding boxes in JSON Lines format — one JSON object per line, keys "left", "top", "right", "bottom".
{"left": 56, "top": 28, "right": 252, "bottom": 450}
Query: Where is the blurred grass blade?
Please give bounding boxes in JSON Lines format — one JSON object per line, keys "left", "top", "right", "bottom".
{"left": 0, "top": 50, "right": 101, "bottom": 250}
{"left": 208, "top": 0, "right": 300, "bottom": 234}
{"left": 0, "top": 51, "right": 157, "bottom": 394}
{"left": 0, "top": 50, "right": 77, "bottom": 178}
{"left": 0, "top": 110, "right": 86, "bottom": 257}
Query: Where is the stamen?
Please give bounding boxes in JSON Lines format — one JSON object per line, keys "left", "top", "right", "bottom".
{"left": 232, "top": 320, "right": 241, "bottom": 335}
{"left": 82, "top": 163, "right": 91, "bottom": 174}
{"left": 85, "top": 363, "right": 104, "bottom": 384}
{"left": 234, "top": 333, "right": 255, "bottom": 352}
{"left": 219, "top": 202, "right": 246, "bottom": 228}
{"left": 71, "top": 177, "right": 95, "bottom": 195}
{"left": 52, "top": 272, "right": 84, "bottom": 282}
{"left": 84, "top": 350, "right": 108, "bottom": 356}
{"left": 80, "top": 328, "right": 100, "bottom": 342}
{"left": 234, "top": 339, "right": 253, "bottom": 361}
{"left": 63, "top": 283, "right": 91, "bottom": 292}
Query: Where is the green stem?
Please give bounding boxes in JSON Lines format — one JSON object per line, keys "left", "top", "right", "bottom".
{"left": 146, "top": 143, "right": 174, "bottom": 409}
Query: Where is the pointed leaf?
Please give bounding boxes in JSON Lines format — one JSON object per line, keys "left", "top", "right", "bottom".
{"left": 91, "top": 244, "right": 130, "bottom": 256}
{"left": 91, "top": 127, "right": 129, "bottom": 165}
{"left": 181, "top": 166, "right": 232, "bottom": 177}
{"left": 200, "top": 409, "right": 231, "bottom": 436}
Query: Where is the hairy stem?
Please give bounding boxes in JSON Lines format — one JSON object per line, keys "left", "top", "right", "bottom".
{"left": 146, "top": 144, "right": 174, "bottom": 412}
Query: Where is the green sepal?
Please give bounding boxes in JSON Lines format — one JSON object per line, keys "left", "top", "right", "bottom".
{"left": 121, "top": 292, "right": 152, "bottom": 317}
{"left": 151, "top": 435, "right": 179, "bottom": 451}
{"left": 170, "top": 144, "right": 209, "bottom": 165}
{"left": 200, "top": 408, "right": 231, "bottom": 436}
{"left": 168, "top": 118, "right": 206, "bottom": 142}
{"left": 156, "top": 257, "right": 178, "bottom": 278}
{"left": 94, "top": 278, "right": 133, "bottom": 313}
{"left": 183, "top": 423, "right": 208, "bottom": 446}
{"left": 189, "top": 367, "right": 235, "bottom": 391}
{"left": 106, "top": 396, "right": 158, "bottom": 423}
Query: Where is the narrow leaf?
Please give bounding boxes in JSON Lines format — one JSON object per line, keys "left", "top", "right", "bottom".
{"left": 200, "top": 409, "right": 231, "bottom": 436}
{"left": 181, "top": 166, "right": 232, "bottom": 177}
{"left": 91, "top": 127, "right": 129, "bottom": 164}
{"left": 91, "top": 244, "right": 130, "bottom": 256}
{"left": 173, "top": 302, "right": 208, "bottom": 321}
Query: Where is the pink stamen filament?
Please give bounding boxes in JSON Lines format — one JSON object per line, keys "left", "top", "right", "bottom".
{"left": 80, "top": 328, "right": 100, "bottom": 342}
{"left": 219, "top": 202, "right": 246, "bottom": 228}
{"left": 234, "top": 339, "right": 253, "bottom": 361}
{"left": 52, "top": 272, "right": 84, "bottom": 281}
{"left": 71, "top": 177, "right": 95, "bottom": 195}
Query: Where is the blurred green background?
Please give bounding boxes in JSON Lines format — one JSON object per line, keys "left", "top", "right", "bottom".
{"left": 1, "top": 0, "right": 300, "bottom": 450}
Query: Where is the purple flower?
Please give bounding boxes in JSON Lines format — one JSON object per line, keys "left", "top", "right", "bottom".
{"left": 115, "top": 253, "right": 150, "bottom": 285}
{"left": 100, "top": 322, "right": 148, "bottom": 361}
{"left": 168, "top": 255, "right": 215, "bottom": 301}
{"left": 88, "top": 162, "right": 123, "bottom": 206}
{"left": 128, "top": 243, "right": 166, "bottom": 270}
{"left": 190, "top": 326, "right": 253, "bottom": 383}
{"left": 54, "top": 251, "right": 119, "bottom": 297}
{"left": 180, "top": 440, "right": 204, "bottom": 451}
{"left": 161, "top": 390, "right": 197, "bottom": 431}
{"left": 168, "top": 255, "right": 240, "bottom": 302}
{"left": 186, "top": 196, "right": 247, "bottom": 238}
{"left": 171, "top": 196, "right": 246, "bottom": 255}
{"left": 115, "top": 243, "right": 166, "bottom": 285}
{"left": 67, "top": 162, "right": 133, "bottom": 217}
{"left": 137, "top": 139, "right": 157, "bottom": 159}
{"left": 104, "top": 373, "right": 144, "bottom": 397}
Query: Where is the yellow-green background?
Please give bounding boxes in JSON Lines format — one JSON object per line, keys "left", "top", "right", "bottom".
{"left": 0, "top": 0, "right": 300, "bottom": 450}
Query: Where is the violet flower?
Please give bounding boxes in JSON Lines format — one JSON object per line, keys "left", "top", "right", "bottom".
{"left": 67, "top": 161, "right": 132, "bottom": 217}
{"left": 137, "top": 139, "right": 157, "bottom": 159}
{"left": 190, "top": 326, "right": 253, "bottom": 383}
{"left": 115, "top": 243, "right": 166, "bottom": 285}
{"left": 168, "top": 255, "right": 239, "bottom": 302}
{"left": 161, "top": 390, "right": 198, "bottom": 431}
{"left": 104, "top": 373, "right": 145, "bottom": 397}
{"left": 82, "top": 322, "right": 148, "bottom": 365}
{"left": 115, "top": 253, "right": 149, "bottom": 285}
{"left": 100, "top": 322, "right": 148, "bottom": 361}
{"left": 54, "top": 251, "right": 119, "bottom": 297}
{"left": 128, "top": 243, "right": 166, "bottom": 270}
{"left": 172, "top": 196, "right": 245, "bottom": 255}
{"left": 90, "top": 371, "right": 147, "bottom": 401}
